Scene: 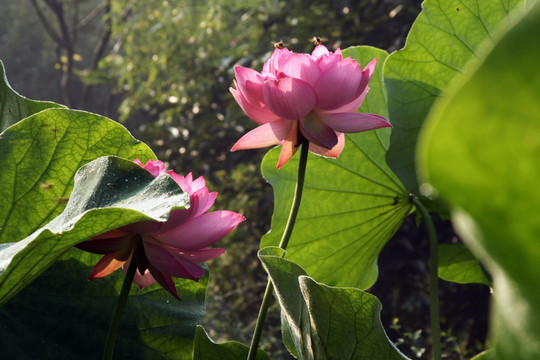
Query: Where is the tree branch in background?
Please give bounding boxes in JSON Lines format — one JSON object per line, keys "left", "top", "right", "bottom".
{"left": 81, "top": 0, "right": 112, "bottom": 108}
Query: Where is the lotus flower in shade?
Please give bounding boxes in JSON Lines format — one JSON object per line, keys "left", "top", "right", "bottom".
{"left": 230, "top": 44, "right": 392, "bottom": 168}
{"left": 76, "top": 159, "right": 244, "bottom": 300}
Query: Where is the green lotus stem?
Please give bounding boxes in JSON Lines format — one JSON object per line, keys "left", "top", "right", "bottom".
{"left": 410, "top": 195, "right": 441, "bottom": 360}
{"left": 247, "top": 140, "right": 309, "bottom": 360}
{"left": 103, "top": 255, "right": 137, "bottom": 360}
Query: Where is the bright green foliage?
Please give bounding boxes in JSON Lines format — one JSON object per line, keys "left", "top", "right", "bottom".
{"left": 0, "top": 156, "right": 189, "bottom": 305}
{"left": 259, "top": 247, "right": 409, "bottom": 360}
{"left": 385, "top": 0, "right": 530, "bottom": 193}
{"left": 193, "top": 326, "right": 270, "bottom": 360}
{"left": 438, "top": 244, "right": 491, "bottom": 286}
{"left": 0, "top": 248, "right": 207, "bottom": 359}
{"left": 419, "top": 3, "right": 540, "bottom": 359}
{"left": 0, "top": 61, "right": 64, "bottom": 132}
{"left": 261, "top": 46, "right": 412, "bottom": 289}
{"left": 0, "top": 108, "right": 154, "bottom": 244}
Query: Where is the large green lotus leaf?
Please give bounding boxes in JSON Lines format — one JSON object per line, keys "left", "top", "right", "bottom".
{"left": 418, "top": 3, "right": 540, "bottom": 359}
{"left": 193, "top": 325, "right": 270, "bottom": 360}
{"left": 438, "top": 244, "right": 491, "bottom": 286}
{"left": 0, "top": 156, "right": 190, "bottom": 305}
{"left": 0, "top": 248, "right": 207, "bottom": 359}
{"left": 385, "top": 0, "right": 531, "bottom": 193}
{"left": 0, "top": 108, "right": 154, "bottom": 244}
{"left": 0, "top": 60, "right": 64, "bottom": 132}
{"left": 261, "top": 46, "right": 412, "bottom": 289}
{"left": 259, "top": 247, "right": 408, "bottom": 360}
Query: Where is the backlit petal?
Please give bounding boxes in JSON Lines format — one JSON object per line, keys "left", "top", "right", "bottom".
{"left": 174, "top": 247, "right": 226, "bottom": 263}
{"left": 148, "top": 266, "right": 181, "bottom": 300}
{"left": 131, "top": 268, "right": 157, "bottom": 289}
{"left": 357, "top": 58, "right": 377, "bottom": 98}
{"left": 314, "top": 59, "right": 363, "bottom": 110}
{"left": 155, "top": 211, "right": 244, "bottom": 250}
{"left": 318, "top": 112, "right": 392, "bottom": 133}
{"left": 277, "top": 120, "right": 301, "bottom": 169}
{"left": 263, "top": 47, "right": 294, "bottom": 75}
{"left": 89, "top": 254, "right": 125, "bottom": 279}
{"left": 234, "top": 66, "right": 265, "bottom": 105}
{"left": 231, "top": 119, "right": 293, "bottom": 151}
{"left": 299, "top": 111, "right": 338, "bottom": 149}
{"left": 143, "top": 240, "right": 204, "bottom": 280}
{"left": 263, "top": 77, "right": 317, "bottom": 120}
{"left": 327, "top": 85, "right": 368, "bottom": 113}
{"left": 278, "top": 53, "right": 321, "bottom": 86}
{"left": 230, "top": 87, "right": 280, "bottom": 124}
{"left": 311, "top": 44, "right": 330, "bottom": 60}
{"left": 309, "top": 132, "right": 345, "bottom": 158}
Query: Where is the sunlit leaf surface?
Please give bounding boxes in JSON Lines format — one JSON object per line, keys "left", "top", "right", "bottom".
{"left": 385, "top": 0, "right": 530, "bottom": 192}
{"left": 259, "top": 247, "right": 409, "bottom": 360}
{"left": 419, "top": 3, "right": 540, "bottom": 359}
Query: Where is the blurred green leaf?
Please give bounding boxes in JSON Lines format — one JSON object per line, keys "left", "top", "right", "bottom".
{"left": 193, "top": 325, "right": 270, "bottom": 360}
{"left": 0, "top": 60, "right": 64, "bottom": 132}
{"left": 471, "top": 350, "right": 495, "bottom": 360}
{"left": 0, "top": 156, "right": 189, "bottom": 305}
{"left": 418, "top": 3, "right": 540, "bottom": 359}
{"left": 0, "top": 248, "right": 207, "bottom": 359}
{"left": 261, "top": 46, "right": 412, "bottom": 289}
{"left": 438, "top": 244, "right": 491, "bottom": 286}
{"left": 0, "top": 108, "right": 154, "bottom": 244}
{"left": 385, "top": 0, "right": 530, "bottom": 193}
{"left": 259, "top": 247, "right": 409, "bottom": 360}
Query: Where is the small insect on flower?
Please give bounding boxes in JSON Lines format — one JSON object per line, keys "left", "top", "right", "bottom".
{"left": 311, "top": 36, "right": 326, "bottom": 46}
{"left": 274, "top": 41, "right": 285, "bottom": 49}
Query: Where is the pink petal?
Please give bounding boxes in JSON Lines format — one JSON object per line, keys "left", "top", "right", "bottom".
{"left": 277, "top": 120, "right": 301, "bottom": 169}
{"left": 136, "top": 159, "right": 166, "bottom": 177}
{"left": 309, "top": 132, "right": 345, "bottom": 158}
{"left": 263, "top": 47, "right": 294, "bottom": 75}
{"left": 278, "top": 53, "right": 321, "bottom": 86}
{"left": 174, "top": 247, "right": 226, "bottom": 263}
{"left": 327, "top": 85, "right": 368, "bottom": 113}
{"left": 358, "top": 58, "right": 377, "bottom": 96}
{"left": 263, "top": 77, "right": 317, "bottom": 120}
{"left": 314, "top": 59, "right": 364, "bottom": 110}
{"left": 311, "top": 45, "right": 330, "bottom": 60}
{"left": 299, "top": 111, "right": 338, "bottom": 149}
{"left": 315, "top": 52, "right": 343, "bottom": 72}
{"left": 188, "top": 189, "right": 218, "bottom": 218}
{"left": 147, "top": 266, "right": 181, "bottom": 300}
{"left": 230, "top": 87, "right": 280, "bottom": 124}
{"left": 231, "top": 119, "right": 293, "bottom": 151}
{"left": 89, "top": 254, "right": 125, "bottom": 279}
{"left": 131, "top": 268, "right": 157, "bottom": 289}
{"left": 318, "top": 112, "right": 392, "bottom": 133}
{"left": 155, "top": 211, "right": 244, "bottom": 250}
{"left": 143, "top": 240, "right": 204, "bottom": 280}
{"left": 234, "top": 67, "right": 266, "bottom": 105}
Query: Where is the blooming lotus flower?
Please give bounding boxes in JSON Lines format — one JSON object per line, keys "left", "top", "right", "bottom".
{"left": 76, "top": 159, "right": 244, "bottom": 300}
{"left": 230, "top": 44, "right": 392, "bottom": 168}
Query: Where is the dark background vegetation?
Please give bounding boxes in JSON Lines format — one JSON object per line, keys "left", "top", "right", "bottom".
{"left": 0, "top": 0, "right": 490, "bottom": 358}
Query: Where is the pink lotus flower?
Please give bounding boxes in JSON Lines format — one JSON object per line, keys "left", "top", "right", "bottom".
{"left": 230, "top": 44, "right": 392, "bottom": 168}
{"left": 76, "top": 159, "right": 244, "bottom": 300}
